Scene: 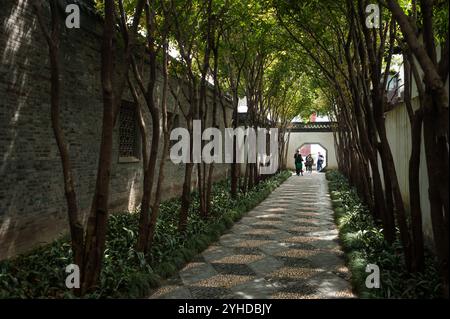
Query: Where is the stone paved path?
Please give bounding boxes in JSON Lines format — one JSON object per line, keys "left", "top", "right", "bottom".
{"left": 149, "top": 172, "right": 355, "bottom": 299}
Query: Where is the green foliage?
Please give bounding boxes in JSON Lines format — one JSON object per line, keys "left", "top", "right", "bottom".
{"left": 0, "top": 170, "right": 291, "bottom": 299}
{"left": 326, "top": 170, "right": 443, "bottom": 299}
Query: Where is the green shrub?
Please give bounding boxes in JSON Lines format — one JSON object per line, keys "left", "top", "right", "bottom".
{"left": 0, "top": 170, "right": 291, "bottom": 299}
{"left": 330, "top": 191, "right": 341, "bottom": 200}
{"left": 331, "top": 199, "right": 343, "bottom": 208}
{"left": 179, "top": 247, "right": 195, "bottom": 262}
{"left": 221, "top": 215, "right": 234, "bottom": 229}
{"left": 155, "top": 262, "right": 177, "bottom": 279}
{"left": 334, "top": 206, "right": 346, "bottom": 217}
{"left": 327, "top": 170, "right": 443, "bottom": 299}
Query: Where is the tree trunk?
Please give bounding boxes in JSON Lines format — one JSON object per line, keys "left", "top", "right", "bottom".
{"left": 33, "top": 0, "right": 85, "bottom": 279}
{"left": 147, "top": 38, "right": 171, "bottom": 251}
{"left": 422, "top": 96, "right": 449, "bottom": 297}
{"left": 409, "top": 111, "right": 425, "bottom": 272}
{"left": 179, "top": 162, "right": 194, "bottom": 232}
{"left": 135, "top": 1, "right": 161, "bottom": 253}
{"left": 81, "top": 0, "right": 116, "bottom": 293}
{"left": 404, "top": 53, "right": 425, "bottom": 273}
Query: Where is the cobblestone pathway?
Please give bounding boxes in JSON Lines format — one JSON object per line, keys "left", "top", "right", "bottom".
{"left": 149, "top": 172, "right": 355, "bottom": 299}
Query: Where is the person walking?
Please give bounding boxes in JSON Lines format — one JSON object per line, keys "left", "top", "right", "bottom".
{"left": 305, "top": 154, "right": 314, "bottom": 174}
{"left": 317, "top": 152, "right": 324, "bottom": 172}
{"left": 294, "top": 150, "right": 304, "bottom": 176}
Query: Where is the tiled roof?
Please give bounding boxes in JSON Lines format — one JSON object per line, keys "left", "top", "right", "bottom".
{"left": 290, "top": 122, "right": 337, "bottom": 132}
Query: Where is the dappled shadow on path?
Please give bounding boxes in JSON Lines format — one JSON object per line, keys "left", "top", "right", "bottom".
{"left": 149, "top": 172, "right": 355, "bottom": 299}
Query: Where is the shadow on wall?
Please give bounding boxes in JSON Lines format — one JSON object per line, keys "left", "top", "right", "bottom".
{"left": 1, "top": 2, "right": 32, "bottom": 178}
{"left": 0, "top": 1, "right": 233, "bottom": 260}
{"left": 0, "top": 1, "right": 106, "bottom": 259}
{"left": 1, "top": 1, "right": 37, "bottom": 259}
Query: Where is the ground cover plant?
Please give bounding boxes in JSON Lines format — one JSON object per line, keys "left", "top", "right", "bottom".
{"left": 0, "top": 171, "right": 291, "bottom": 298}
{"left": 326, "top": 170, "right": 442, "bottom": 298}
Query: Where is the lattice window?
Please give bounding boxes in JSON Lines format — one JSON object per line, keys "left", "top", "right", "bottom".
{"left": 119, "top": 101, "right": 140, "bottom": 161}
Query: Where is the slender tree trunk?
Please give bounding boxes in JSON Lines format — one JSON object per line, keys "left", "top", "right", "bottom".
{"left": 135, "top": 1, "right": 161, "bottom": 253}
{"left": 230, "top": 96, "right": 239, "bottom": 198}
{"left": 409, "top": 111, "right": 425, "bottom": 272}
{"left": 179, "top": 162, "right": 194, "bottom": 232}
{"left": 81, "top": 0, "right": 116, "bottom": 292}
{"left": 147, "top": 135, "right": 170, "bottom": 250}
{"left": 423, "top": 95, "right": 449, "bottom": 296}
{"left": 404, "top": 53, "right": 425, "bottom": 272}
{"left": 148, "top": 39, "right": 171, "bottom": 250}
{"left": 205, "top": 39, "right": 221, "bottom": 214}
{"left": 33, "top": 0, "right": 85, "bottom": 279}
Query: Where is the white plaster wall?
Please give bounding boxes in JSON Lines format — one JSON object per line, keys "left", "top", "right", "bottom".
{"left": 376, "top": 48, "right": 448, "bottom": 245}
{"left": 379, "top": 97, "right": 434, "bottom": 243}
{"left": 286, "top": 132, "right": 338, "bottom": 170}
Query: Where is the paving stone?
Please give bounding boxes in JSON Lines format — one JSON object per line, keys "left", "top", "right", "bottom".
{"left": 188, "top": 286, "right": 232, "bottom": 299}
{"left": 192, "top": 274, "right": 254, "bottom": 289}
{"left": 279, "top": 280, "right": 320, "bottom": 296}
{"left": 179, "top": 262, "right": 219, "bottom": 285}
{"left": 252, "top": 223, "right": 280, "bottom": 230}
{"left": 308, "top": 250, "right": 347, "bottom": 270}
{"left": 202, "top": 246, "right": 235, "bottom": 262}
{"left": 240, "top": 233, "right": 274, "bottom": 240}
{"left": 148, "top": 173, "right": 355, "bottom": 299}
{"left": 230, "top": 239, "right": 273, "bottom": 248}
{"left": 230, "top": 278, "right": 279, "bottom": 299}
{"left": 230, "top": 224, "right": 252, "bottom": 234}
{"left": 239, "top": 217, "right": 260, "bottom": 225}
{"left": 212, "top": 254, "right": 265, "bottom": 264}
{"left": 249, "top": 256, "right": 284, "bottom": 275}
{"left": 258, "top": 241, "right": 291, "bottom": 256}
{"left": 267, "top": 267, "right": 322, "bottom": 281}
{"left": 306, "top": 272, "right": 355, "bottom": 298}
{"left": 232, "top": 246, "right": 263, "bottom": 256}
{"left": 219, "top": 236, "right": 244, "bottom": 247}
{"left": 269, "top": 229, "right": 293, "bottom": 241}
{"left": 283, "top": 242, "right": 317, "bottom": 251}
{"left": 273, "top": 256, "right": 315, "bottom": 268}
{"left": 150, "top": 286, "right": 193, "bottom": 299}
{"left": 310, "top": 238, "right": 341, "bottom": 251}
{"left": 211, "top": 263, "right": 257, "bottom": 276}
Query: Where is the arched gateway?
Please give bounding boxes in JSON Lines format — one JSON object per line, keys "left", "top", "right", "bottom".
{"left": 286, "top": 122, "right": 338, "bottom": 171}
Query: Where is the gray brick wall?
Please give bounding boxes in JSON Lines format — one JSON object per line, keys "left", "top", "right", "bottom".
{"left": 0, "top": 1, "right": 233, "bottom": 259}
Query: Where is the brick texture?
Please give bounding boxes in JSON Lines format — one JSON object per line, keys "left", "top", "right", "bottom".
{"left": 0, "top": 1, "right": 232, "bottom": 259}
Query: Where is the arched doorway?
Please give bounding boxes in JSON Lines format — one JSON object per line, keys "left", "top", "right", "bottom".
{"left": 297, "top": 143, "right": 328, "bottom": 171}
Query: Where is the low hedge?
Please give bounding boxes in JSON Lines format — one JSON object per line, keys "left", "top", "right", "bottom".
{"left": 326, "top": 170, "right": 443, "bottom": 298}
{"left": 0, "top": 170, "right": 291, "bottom": 298}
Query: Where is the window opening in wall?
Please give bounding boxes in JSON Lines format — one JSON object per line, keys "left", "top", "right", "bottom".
{"left": 119, "top": 100, "right": 140, "bottom": 162}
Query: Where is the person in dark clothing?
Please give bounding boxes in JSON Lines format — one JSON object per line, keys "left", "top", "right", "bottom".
{"left": 305, "top": 154, "right": 314, "bottom": 174}
{"left": 317, "top": 152, "right": 324, "bottom": 171}
{"left": 294, "top": 150, "right": 304, "bottom": 176}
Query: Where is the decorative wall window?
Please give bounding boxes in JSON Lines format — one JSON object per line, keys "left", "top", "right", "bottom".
{"left": 119, "top": 100, "right": 140, "bottom": 162}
